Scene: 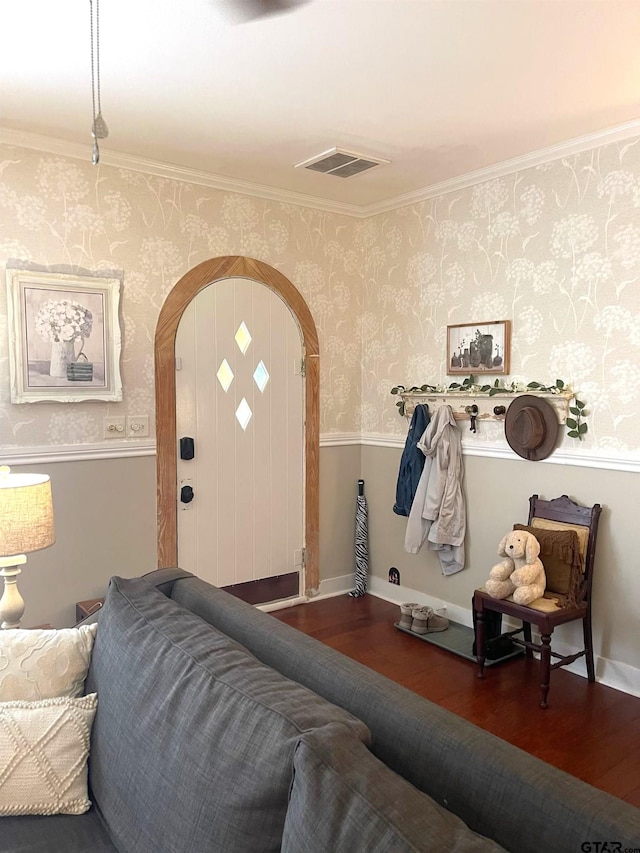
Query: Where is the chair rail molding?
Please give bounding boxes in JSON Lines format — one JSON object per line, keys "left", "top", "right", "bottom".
{"left": 0, "top": 441, "right": 156, "bottom": 466}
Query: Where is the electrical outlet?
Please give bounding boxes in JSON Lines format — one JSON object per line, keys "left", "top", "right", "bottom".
{"left": 104, "top": 416, "right": 126, "bottom": 438}
{"left": 126, "top": 415, "right": 149, "bottom": 437}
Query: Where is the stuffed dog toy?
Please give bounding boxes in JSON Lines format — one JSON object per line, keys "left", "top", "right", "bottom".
{"left": 485, "top": 529, "right": 546, "bottom": 606}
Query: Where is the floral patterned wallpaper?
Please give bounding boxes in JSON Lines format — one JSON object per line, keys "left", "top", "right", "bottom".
{"left": 362, "top": 138, "right": 640, "bottom": 456}
{"left": 0, "top": 146, "right": 364, "bottom": 446}
{"left": 1, "top": 135, "right": 640, "bottom": 459}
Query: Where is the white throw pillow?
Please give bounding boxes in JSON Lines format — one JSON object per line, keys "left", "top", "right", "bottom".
{"left": 0, "top": 624, "right": 97, "bottom": 701}
{"left": 0, "top": 693, "right": 98, "bottom": 816}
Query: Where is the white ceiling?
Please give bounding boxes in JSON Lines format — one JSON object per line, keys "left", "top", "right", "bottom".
{"left": 1, "top": 0, "right": 640, "bottom": 212}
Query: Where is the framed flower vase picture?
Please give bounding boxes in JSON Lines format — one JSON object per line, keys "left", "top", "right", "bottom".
{"left": 446, "top": 320, "right": 511, "bottom": 376}
{"left": 5, "top": 269, "right": 123, "bottom": 403}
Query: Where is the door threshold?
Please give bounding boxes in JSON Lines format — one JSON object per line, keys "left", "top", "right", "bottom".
{"left": 222, "top": 571, "right": 300, "bottom": 607}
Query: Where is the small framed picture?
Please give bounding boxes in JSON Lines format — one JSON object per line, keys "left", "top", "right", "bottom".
{"left": 6, "top": 269, "right": 123, "bottom": 403}
{"left": 446, "top": 320, "right": 510, "bottom": 375}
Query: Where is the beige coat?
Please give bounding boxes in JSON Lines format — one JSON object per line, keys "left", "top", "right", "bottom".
{"left": 404, "top": 405, "right": 466, "bottom": 574}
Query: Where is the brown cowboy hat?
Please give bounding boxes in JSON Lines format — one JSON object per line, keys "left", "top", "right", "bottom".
{"left": 504, "top": 395, "right": 559, "bottom": 461}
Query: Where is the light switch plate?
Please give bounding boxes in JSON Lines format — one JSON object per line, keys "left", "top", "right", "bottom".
{"left": 126, "top": 415, "right": 149, "bottom": 437}
{"left": 104, "top": 416, "right": 126, "bottom": 438}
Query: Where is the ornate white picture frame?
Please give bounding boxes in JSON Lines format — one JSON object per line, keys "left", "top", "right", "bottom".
{"left": 6, "top": 269, "right": 123, "bottom": 403}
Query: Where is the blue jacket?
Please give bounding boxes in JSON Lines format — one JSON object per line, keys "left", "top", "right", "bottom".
{"left": 393, "top": 404, "right": 431, "bottom": 516}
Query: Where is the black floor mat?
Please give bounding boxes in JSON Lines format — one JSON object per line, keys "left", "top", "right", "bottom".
{"left": 394, "top": 620, "right": 524, "bottom": 667}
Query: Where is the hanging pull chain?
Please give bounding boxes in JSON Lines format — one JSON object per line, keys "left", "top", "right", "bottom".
{"left": 90, "top": 0, "right": 108, "bottom": 165}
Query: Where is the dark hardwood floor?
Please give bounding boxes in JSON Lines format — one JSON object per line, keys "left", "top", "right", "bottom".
{"left": 273, "top": 593, "right": 640, "bottom": 808}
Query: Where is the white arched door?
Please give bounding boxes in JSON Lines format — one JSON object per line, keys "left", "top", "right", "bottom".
{"left": 174, "top": 277, "right": 305, "bottom": 603}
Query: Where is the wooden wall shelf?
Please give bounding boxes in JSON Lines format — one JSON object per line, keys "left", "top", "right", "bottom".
{"left": 400, "top": 390, "right": 573, "bottom": 425}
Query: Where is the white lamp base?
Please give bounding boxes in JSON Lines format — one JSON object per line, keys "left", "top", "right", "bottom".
{"left": 0, "top": 555, "right": 27, "bottom": 629}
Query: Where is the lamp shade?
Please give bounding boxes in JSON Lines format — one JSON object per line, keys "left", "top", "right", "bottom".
{"left": 0, "top": 467, "right": 55, "bottom": 558}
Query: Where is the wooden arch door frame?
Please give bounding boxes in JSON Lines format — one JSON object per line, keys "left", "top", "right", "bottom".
{"left": 155, "top": 256, "right": 320, "bottom": 594}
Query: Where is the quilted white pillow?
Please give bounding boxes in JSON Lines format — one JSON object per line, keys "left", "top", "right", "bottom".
{"left": 0, "top": 624, "right": 97, "bottom": 701}
{"left": 0, "top": 693, "right": 98, "bottom": 816}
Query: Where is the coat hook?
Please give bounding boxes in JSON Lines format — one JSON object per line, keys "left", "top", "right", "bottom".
{"left": 466, "top": 404, "right": 478, "bottom": 432}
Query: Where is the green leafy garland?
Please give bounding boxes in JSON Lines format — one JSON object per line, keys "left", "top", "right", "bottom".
{"left": 390, "top": 376, "right": 587, "bottom": 440}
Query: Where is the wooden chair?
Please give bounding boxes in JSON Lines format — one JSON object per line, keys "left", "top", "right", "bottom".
{"left": 473, "top": 494, "right": 602, "bottom": 708}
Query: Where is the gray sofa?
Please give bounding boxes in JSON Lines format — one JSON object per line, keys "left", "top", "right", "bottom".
{"left": 2, "top": 568, "right": 638, "bottom": 853}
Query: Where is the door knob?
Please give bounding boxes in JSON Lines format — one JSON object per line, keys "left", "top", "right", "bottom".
{"left": 180, "top": 485, "right": 194, "bottom": 503}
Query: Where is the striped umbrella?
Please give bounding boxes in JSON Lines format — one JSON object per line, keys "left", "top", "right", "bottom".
{"left": 350, "top": 479, "right": 369, "bottom": 597}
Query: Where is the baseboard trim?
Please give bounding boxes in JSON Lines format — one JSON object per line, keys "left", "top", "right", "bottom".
{"left": 367, "top": 575, "right": 471, "bottom": 627}
{"left": 595, "top": 656, "right": 640, "bottom": 698}
{"left": 366, "top": 577, "right": 640, "bottom": 698}
{"left": 255, "top": 572, "right": 640, "bottom": 697}
{"left": 313, "top": 573, "right": 355, "bottom": 600}
{"left": 257, "top": 573, "right": 353, "bottom": 611}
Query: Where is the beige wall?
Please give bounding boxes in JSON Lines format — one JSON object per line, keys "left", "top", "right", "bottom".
{"left": 362, "top": 446, "right": 638, "bottom": 683}
{"left": 0, "top": 145, "right": 363, "bottom": 445}
{"left": 8, "top": 456, "right": 157, "bottom": 629}
{"left": 319, "top": 444, "right": 362, "bottom": 586}
{"left": 353, "top": 136, "right": 640, "bottom": 695}
{"left": 1, "top": 135, "right": 639, "bottom": 692}
{"left": 3, "top": 137, "right": 639, "bottom": 455}
{"left": 11, "top": 444, "right": 637, "bottom": 692}
{"left": 10, "top": 447, "right": 360, "bottom": 626}
{"left": 361, "top": 138, "right": 640, "bottom": 460}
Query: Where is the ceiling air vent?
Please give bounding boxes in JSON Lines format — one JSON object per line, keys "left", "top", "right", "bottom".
{"left": 295, "top": 147, "right": 390, "bottom": 178}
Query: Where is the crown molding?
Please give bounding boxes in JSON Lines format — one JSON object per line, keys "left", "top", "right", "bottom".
{"left": 0, "top": 127, "right": 363, "bottom": 218}
{"left": 2, "top": 120, "right": 640, "bottom": 219}
{"left": 360, "top": 119, "right": 640, "bottom": 216}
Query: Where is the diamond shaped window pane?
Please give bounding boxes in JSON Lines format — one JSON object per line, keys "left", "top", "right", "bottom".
{"left": 236, "top": 398, "right": 252, "bottom": 431}
{"left": 253, "top": 360, "right": 269, "bottom": 393}
{"left": 235, "top": 322, "right": 252, "bottom": 354}
{"left": 216, "top": 358, "right": 234, "bottom": 392}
